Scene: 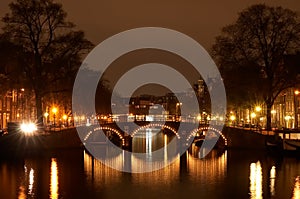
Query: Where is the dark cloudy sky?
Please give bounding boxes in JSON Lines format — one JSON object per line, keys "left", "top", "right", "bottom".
{"left": 1, "top": 0, "right": 300, "bottom": 50}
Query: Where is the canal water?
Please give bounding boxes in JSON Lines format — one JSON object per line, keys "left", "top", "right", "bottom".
{"left": 0, "top": 130, "right": 300, "bottom": 199}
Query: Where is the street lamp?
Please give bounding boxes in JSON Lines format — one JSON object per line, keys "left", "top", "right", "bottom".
{"left": 230, "top": 115, "right": 236, "bottom": 126}
{"left": 196, "top": 115, "right": 201, "bottom": 122}
{"left": 255, "top": 106, "right": 262, "bottom": 112}
{"left": 255, "top": 106, "right": 262, "bottom": 129}
{"left": 285, "top": 115, "right": 292, "bottom": 128}
{"left": 62, "top": 114, "right": 68, "bottom": 127}
{"left": 52, "top": 107, "right": 58, "bottom": 127}
{"left": 251, "top": 112, "right": 256, "bottom": 119}
{"left": 250, "top": 112, "right": 256, "bottom": 129}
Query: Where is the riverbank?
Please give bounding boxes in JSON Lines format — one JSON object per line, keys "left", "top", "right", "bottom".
{"left": 0, "top": 128, "right": 83, "bottom": 157}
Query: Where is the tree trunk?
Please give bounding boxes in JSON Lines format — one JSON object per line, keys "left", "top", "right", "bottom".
{"left": 266, "top": 102, "right": 272, "bottom": 131}
{"left": 35, "top": 91, "right": 44, "bottom": 127}
{"left": 34, "top": 52, "right": 44, "bottom": 128}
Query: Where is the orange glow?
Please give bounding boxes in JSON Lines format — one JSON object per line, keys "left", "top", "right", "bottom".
{"left": 18, "top": 186, "right": 26, "bottom": 199}
{"left": 52, "top": 107, "right": 58, "bottom": 114}
{"left": 50, "top": 158, "right": 59, "bottom": 199}
{"left": 62, "top": 115, "right": 67, "bottom": 120}
{"left": 250, "top": 161, "right": 263, "bottom": 199}
{"left": 295, "top": 90, "right": 300, "bottom": 95}
{"left": 292, "top": 176, "right": 300, "bottom": 199}
{"left": 230, "top": 115, "right": 236, "bottom": 121}
{"left": 271, "top": 110, "right": 276, "bottom": 114}
{"left": 251, "top": 112, "right": 256, "bottom": 118}
{"left": 255, "top": 106, "right": 262, "bottom": 112}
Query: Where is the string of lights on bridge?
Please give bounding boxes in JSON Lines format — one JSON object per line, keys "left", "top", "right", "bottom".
{"left": 83, "top": 123, "right": 227, "bottom": 147}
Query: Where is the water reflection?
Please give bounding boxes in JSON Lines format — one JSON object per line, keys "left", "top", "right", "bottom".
{"left": 146, "top": 128, "right": 152, "bottom": 155}
{"left": 164, "top": 134, "right": 168, "bottom": 164}
{"left": 50, "top": 158, "right": 59, "bottom": 199}
{"left": 132, "top": 128, "right": 168, "bottom": 153}
{"left": 1, "top": 141, "right": 300, "bottom": 198}
{"left": 249, "top": 161, "right": 263, "bottom": 199}
{"left": 18, "top": 186, "right": 26, "bottom": 199}
{"left": 83, "top": 146, "right": 227, "bottom": 192}
{"left": 85, "top": 128, "right": 179, "bottom": 172}
{"left": 18, "top": 161, "right": 36, "bottom": 199}
{"left": 293, "top": 176, "right": 300, "bottom": 199}
{"left": 188, "top": 145, "right": 227, "bottom": 184}
{"left": 28, "top": 168, "right": 34, "bottom": 195}
{"left": 270, "top": 166, "right": 276, "bottom": 197}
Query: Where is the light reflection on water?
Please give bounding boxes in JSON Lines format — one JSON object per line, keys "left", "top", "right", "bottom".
{"left": 18, "top": 186, "right": 26, "bottom": 199}
{"left": 249, "top": 161, "right": 263, "bottom": 199}
{"left": 1, "top": 130, "right": 300, "bottom": 198}
{"left": 83, "top": 145, "right": 227, "bottom": 194}
{"left": 28, "top": 168, "right": 34, "bottom": 195}
{"left": 17, "top": 161, "right": 36, "bottom": 199}
{"left": 50, "top": 158, "right": 59, "bottom": 199}
{"left": 132, "top": 127, "right": 170, "bottom": 153}
{"left": 293, "top": 176, "right": 300, "bottom": 199}
{"left": 188, "top": 144, "right": 227, "bottom": 183}
{"left": 270, "top": 166, "right": 276, "bottom": 197}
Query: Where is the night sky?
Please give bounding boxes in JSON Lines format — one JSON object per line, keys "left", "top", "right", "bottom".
{"left": 0, "top": 0, "right": 299, "bottom": 50}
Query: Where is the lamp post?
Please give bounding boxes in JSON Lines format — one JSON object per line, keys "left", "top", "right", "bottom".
{"left": 63, "top": 114, "right": 68, "bottom": 127}
{"left": 250, "top": 112, "right": 256, "bottom": 130}
{"left": 52, "top": 107, "right": 58, "bottom": 128}
{"left": 294, "top": 90, "right": 299, "bottom": 129}
{"left": 285, "top": 115, "right": 292, "bottom": 128}
{"left": 230, "top": 115, "right": 236, "bottom": 127}
{"left": 255, "top": 106, "right": 262, "bottom": 127}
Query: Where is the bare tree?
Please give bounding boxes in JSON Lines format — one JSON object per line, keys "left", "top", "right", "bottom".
{"left": 0, "top": 35, "right": 28, "bottom": 94}
{"left": 2, "top": 0, "right": 93, "bottom": 126}
{"left": 212, "top": 4, "right": 300, "bottom": 130}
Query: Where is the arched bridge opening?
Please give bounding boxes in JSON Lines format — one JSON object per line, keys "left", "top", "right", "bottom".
{"left": 187, "top": 126, "right": 227, "bottom": 146}
{"left": 84, "top": 126, "right": 125, "bottom": 146}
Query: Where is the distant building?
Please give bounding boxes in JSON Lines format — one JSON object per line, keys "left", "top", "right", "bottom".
{"left": 0, "top": 89, "right": 36, "bottom": 128}
{"left": 272, "top": 87, "right": 299, "bottom": 129}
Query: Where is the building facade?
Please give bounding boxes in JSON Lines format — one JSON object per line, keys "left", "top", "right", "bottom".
{"left": 272, "top": 87, "right": 300, "bottom": 129}
{"left": 0, "top": 89, "right": 36, "bottom": 128}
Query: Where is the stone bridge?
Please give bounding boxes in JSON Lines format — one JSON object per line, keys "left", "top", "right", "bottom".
{"left": 76, "top": 121, "right": 275, "bottom": 150}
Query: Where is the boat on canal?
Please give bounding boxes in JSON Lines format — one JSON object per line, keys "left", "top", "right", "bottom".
{"left": 270, "top": 129, "right": 300, "bottom": 155}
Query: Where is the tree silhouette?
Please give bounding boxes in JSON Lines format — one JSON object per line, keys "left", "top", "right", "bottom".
{"left": 213, "top": 4, "right": 300, "bottom": 130}
{"left": 2, "top": 0, "right": 93, "bottom": 126}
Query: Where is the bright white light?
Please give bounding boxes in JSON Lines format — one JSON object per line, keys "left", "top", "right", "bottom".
{"left": 230, "top": 115, "right": 236, "bottom": 121}
{"left": 146, "top": 115, "right": 154, "bottom": 122}
{"left": 250, "top": 161, "right": 263, "bottom": 199}
{"left": 29, "top": 168, "right": 34, "bottom": 194}
{"left": 285, "top": 115, "right": 292, "bottom": 121}
{"left": 251, "top": 112, "right": 257, "bottom": 118}
{"left": 20, "top": 122, "right": 37, "bottom": 134}
{"left": 271, "top": 110, "right": 276, "bottom": 114}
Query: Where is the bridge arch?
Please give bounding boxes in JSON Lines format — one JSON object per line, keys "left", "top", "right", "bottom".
{"left": 187, "top": 126, "right": 227, "bottom": 146}
{"left": 84, "top": 126, "right": 125, "bottom": 146}
{"left": 131, "top": 123, "right": 181, "bottom": 139}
